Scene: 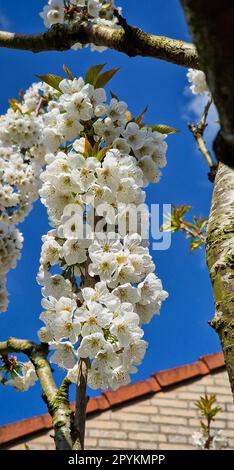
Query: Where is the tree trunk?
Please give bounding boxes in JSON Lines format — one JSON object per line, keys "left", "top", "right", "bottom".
{"left": 206, "top": 163, "right": 234, "bottom": 394}
{"left": 181, "top": 0, "right": 234, "bottom": 397}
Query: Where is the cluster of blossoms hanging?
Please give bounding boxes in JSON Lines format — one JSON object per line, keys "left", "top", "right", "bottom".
{"left": 36, "top": 66, "right": 168, "bottom": 390}
{"left": 0, "top": 224, "right": 23, "bottom": 312}
{"left": 187, "top": 69, "right": 209, "bottom": 96}
{"left": 0, "top": 63, "right": 169, "bottom": 390}
{"left": 40, "top": 0, "right": 121, "bottom": 52}
{"left": 0, "top": 82, "right": 60, "bottom": 311}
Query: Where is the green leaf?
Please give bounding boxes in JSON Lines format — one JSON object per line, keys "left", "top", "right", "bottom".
{"left": 85, "top": 64, "right": 106, "bottom": 85}
{"left": 63, "top": 64, "right": 74, "bottom": 80}
{"left": 149, "top": 124, "right": 180, "bottom": 134}
{"left": 95, "top": 67, "right": 120, "bottom": 89}
{"left": 36, "top": 74, "right": 63, "bottom": 92}
{"left": 97, "top": 145, "right": 111, "bottom": 161}
{"left": 135, "top": 106, "right": 148, "bottom": 125}
{"left": 18, "top": 89, "right": 24, "bottom": 104}
{"left": 8, "top": 98, "right": 22, "bottom": 114}
{"left": 190, "top": 239, "right": 202, "bottom": 252}
{"left": 83, "top": 137, "right": 93, "bottom": 158}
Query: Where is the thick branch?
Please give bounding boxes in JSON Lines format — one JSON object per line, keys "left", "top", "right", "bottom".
{"left": 181, "top": 0, "right": 234, "bottom": 398}
{"left": 181, "top": 0, "right": 234, "bottom": 168}
{"left": 0, "top": 337, "right": 72, "bottom": 449}
{"left": 0, "top": 21, "right": 199, "bottom": 69}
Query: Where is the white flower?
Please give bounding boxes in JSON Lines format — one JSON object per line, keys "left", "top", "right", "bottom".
{"left": 52, "top": 311, "right": 81, "bottom": 343}
{"left": 113, "top": 137, "right": 131, "bottom": 154}
{"left": 78, "top": 332, "right": 109, "bottom": 358}
{"left": 123, "top": 338, "right": 148, "bottom": 366}
{"left": 62, "top": 238, "right": 88, "bottom": 265}
{"left": 93, "top": 117, "right": 121, "bottom": 143}
{"left": 187, "top": 69, "right": 209, "bottom": 95}
{"left": 109, "top": 365, "right": 130, "bottom": 390}
{"left": 65, "top": 92, "right": 93, "bottom": 121}
{"left": 40, "top": 273, "right": 73, "bottom": 300}
{"left": 59, "top": 78, "right": 85, "bottom": 95}
{"left": 113, "top": 283, "right": 140, "bottom": 304}
{"left": 6, "top": 362, "right": 37, "bottom": 391}
{"left": 191, "top": 431, "right": 207, "bottom": 449}
{"left": 110, "top": 306, "right": 142, "bottom": 347}
{"left": 40, "top": 238, "right": 61, "bottom": 266}
{"left": 89, "top": 233, "right": 122, "bottom": 257}
{"left": 57, "top": 113, "right": 84, "bottom": 141}
{"left": 138, "top": 273, "right": 168, "bottom": 310}
{"left": 50, "top": 342, "right": 76, "bottom": 369}
{"left": 122, "top": 122, "right": 146, "bottom": 150}
{"left": 76, "top": 301, "right": 112, "bottom": 336}
{"left": 138, "top": 156, "right": 161, "bottom": 185}
{"left": 68, "top": 154, "right": 99, "bottom": 191}
{"left": 88, "top": 252, "right": 117, "bottom": 282}
{"left": 88, "top": 0, "right": 102, "bottom": 18}
{"left": 106, "top": 98, "right": 128, "bottom": 123}
{"left": 81, "top": 281, "right": 120, "bottom": 310}
{"left": 211, "top": 430, "right": 228, "bottom": 450}
{"left": 88, "top": 364, "right": 108, "bottom": 390}
{"left": 40, "top": 0, "right": 64, "bottom": 28}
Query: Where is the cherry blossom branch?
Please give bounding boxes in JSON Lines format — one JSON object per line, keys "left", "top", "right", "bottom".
{"left": 0, "top": 21, "right": 199, "bottom": 69}
{"left": 188, "top": 97, "right": 217, "bottom": 182}
{"left": 0, "top": 338, "right": 73, "bottom": 450}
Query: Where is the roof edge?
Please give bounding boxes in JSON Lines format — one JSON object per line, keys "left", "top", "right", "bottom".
{"left": 0, "top": 352, "right": 225, "bottom": 446}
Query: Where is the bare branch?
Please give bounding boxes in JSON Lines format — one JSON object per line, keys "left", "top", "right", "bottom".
{"left": 0, "top": 20, "right": 199, "bottom": 69}
{"left": 188, "top": 97, "right": 217, "bottom": 182}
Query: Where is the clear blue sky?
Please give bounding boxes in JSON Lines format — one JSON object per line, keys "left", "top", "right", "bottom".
{"left": 0, "top": 0, "right": 220, "bottom": 425}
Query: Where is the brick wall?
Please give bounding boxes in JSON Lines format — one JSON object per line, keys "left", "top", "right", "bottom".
{"left": 6, "top": 369, "right": 234, "bottom": 450}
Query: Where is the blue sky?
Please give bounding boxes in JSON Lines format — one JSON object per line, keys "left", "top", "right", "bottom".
{"left": 0, "top": 0, "right": 220, "bottom": 425}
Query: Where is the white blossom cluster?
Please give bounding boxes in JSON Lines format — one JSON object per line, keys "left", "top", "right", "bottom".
{"left": 40, "top": 1, "right": 121, "bottom": 52}
{"left": 187, "top": 69, "right": 209, "bottom": 95}
{"left": 5, "top": 361, "right": 37, "bottom": 391}
{"left": 36, "top": 74, "right": 168, "bottom": 391}
{"left": 0, "top": 223, "right": 23, "bottom": 312}
{"left": 192, "top": 430, "right": 228, "bottom": 450}
{"left": 0, "top": 82, "right": 60, "bottom": 311}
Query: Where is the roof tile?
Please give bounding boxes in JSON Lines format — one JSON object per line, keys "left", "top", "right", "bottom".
{"left": 103, "top": 377, "right": 161, "bottom": 407}
{"left": 0, "top": 352, "right": 225, "bottom": 446}
{"left": 154, "top": 360, "right": 209, "bottom": 387}
{"left": 200, "top": 352, "right": 225, "bottom": 370}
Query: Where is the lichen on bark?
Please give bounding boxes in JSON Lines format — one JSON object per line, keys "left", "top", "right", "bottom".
{"left": 206, "top": 163, "right": 234, "bottom": 394}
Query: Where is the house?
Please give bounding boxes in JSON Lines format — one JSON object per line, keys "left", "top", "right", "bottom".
{"left": 0, "top": 352, "right": 233, "bottom": 450}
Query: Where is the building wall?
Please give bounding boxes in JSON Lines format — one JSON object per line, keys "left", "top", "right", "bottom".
{"left": 6, "top": 370, "right": 234, "bottom": 451}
